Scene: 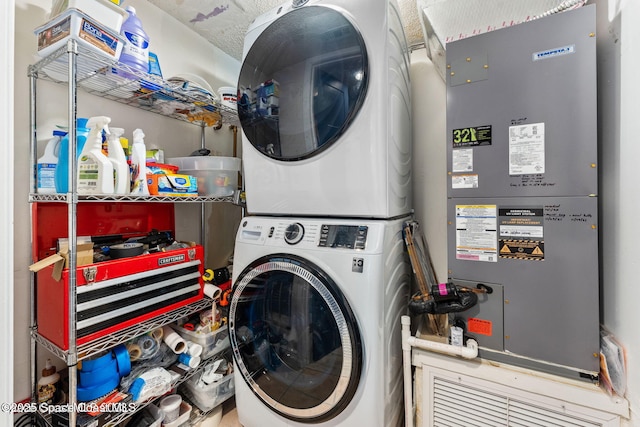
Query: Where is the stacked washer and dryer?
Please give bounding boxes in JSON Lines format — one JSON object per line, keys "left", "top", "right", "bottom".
{"left": 229, "top": 0, "right": 413, "bottom": 426}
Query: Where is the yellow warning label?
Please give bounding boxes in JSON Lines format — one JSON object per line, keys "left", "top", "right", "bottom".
{"left": 498, "top": 240, "right": 544, "bottom": 260}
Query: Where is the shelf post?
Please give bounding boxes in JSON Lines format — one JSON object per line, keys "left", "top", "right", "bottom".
{"left": 66, "top": 38, "right": 79, "bottom": 426}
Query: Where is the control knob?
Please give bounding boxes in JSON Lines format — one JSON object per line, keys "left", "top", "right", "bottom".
{"left": 284, "top": 223, "right": 305, "bottom": 245}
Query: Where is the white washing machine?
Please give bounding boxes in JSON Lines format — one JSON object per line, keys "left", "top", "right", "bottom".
{"left": 229, "top": 215, "right": 411, "bottom": 426}
{"left": 237, "top": 0, "right": 412, "bottom": 218}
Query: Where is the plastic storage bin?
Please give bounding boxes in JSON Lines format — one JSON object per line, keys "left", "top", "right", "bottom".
{"left": 166, "top": 157, "right": 241, "bottom": 197}
{"left": 174, "top": 324, "right": 229, "bottom": 360}
{"left": 35, "top": 8, "right": 123, "bottom": 60}
{"left": 50, "top": 0, "right": 128, "bottom": 33}
{"left": 180, "top": 372, "right": 234, "bottom": 412}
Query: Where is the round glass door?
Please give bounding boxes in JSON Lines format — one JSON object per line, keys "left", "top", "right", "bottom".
{"left": 229, "top": 254, "right": 363, "bottom": 423}
{"left": 237, "top": 6, "right": 369, "bottom": 161}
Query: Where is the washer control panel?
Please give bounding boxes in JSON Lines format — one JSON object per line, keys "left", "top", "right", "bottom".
{"left": 318, "top": 224, "right": 368, "bottom": 249}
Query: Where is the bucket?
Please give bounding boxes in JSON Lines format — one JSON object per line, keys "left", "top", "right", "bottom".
{"left": 218, "top": 86, "right": 237, "bottom": 109}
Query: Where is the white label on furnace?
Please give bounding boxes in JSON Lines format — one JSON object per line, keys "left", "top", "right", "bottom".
{"left": 509, "top": 122, "right": 545, "bottom": 175}
{"left": 451, "top": 174, "right": 478, "bottom": 189}
{"left": 452, "top": 148, "right": 473, "bottom": 172}
{"left": 455, "top": 205, "right": 497, "bottom": 262}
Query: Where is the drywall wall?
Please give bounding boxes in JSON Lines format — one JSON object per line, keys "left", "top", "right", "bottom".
{"left": 410, "top": 49, "right": 448, "bottom": 286}
{"left": 595, "top": 0, "right": 640, "bottom": 421}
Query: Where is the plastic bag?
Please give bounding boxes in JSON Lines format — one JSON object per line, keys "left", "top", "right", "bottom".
{"left": 599, "top": 327, "right": 627, "bottom": 397}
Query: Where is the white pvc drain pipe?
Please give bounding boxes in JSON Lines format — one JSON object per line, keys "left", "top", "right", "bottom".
{"left": 401, "top": 315, "right": 479, "bottom": 427}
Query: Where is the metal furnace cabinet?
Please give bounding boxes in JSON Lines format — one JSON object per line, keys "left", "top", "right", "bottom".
{"left": 445, "top": 5, "right": 599, "bottom": 380}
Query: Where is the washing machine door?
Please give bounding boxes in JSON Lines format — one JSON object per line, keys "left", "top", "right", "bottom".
{"left": 229, "top": 254, "right": 363, "bottom": 423}
{"left": 237, "top": 6, "right": 368, "bottom": 161}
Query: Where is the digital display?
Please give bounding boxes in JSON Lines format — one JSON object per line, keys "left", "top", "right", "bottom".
{"left": 319, "top": 225, "right": 367, "bottom": 249}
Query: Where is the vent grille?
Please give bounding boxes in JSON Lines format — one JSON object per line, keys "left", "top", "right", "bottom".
{"left": 432, "top": 378, "right": 602, "bottom": 427}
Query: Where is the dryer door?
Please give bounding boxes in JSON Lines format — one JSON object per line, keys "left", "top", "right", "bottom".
{"left": 229, "top": 253, "right": 363, "bottom": 423}
{"left": 238, "top": 6, "right": 368, "bottom": 161}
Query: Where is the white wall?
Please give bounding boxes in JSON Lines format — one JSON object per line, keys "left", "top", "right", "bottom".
{"left": 595, "top": 0, "right": 640, "bottom": 421}
{"left": 13, "top": 0, "right": 241, "bottom": 402}
{"left": 2, "top": 0, "right": 15, "bottom": 424}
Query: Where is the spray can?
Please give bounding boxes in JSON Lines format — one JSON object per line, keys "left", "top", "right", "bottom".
{"left": 118, "top": 6, "right": 150, "bottom": 75}
{"left": 107, "top": 127, "right": 129, "bottom": 194}
{"left": 55, "top": 118, "right": 90, "bottom": 193}
{"left": 37, "top": 130, "right": 65, "bottom": 194}
{"left": 77, "top": 116, "right": 115, "bottom": 194}
{"left": 130, "top": 128, "right": 149, "bottom": 195}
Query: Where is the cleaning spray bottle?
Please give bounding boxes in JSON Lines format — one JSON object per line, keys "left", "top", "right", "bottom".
{"left": 107, "top": 127, "right": 129, "bottom": 194}
{"left": 130, "top": 128, "right": 149, "bottom": 195}
{"left": 77, "top": 116, "right": 115, "bottom": 195}
{"left": 37, "top": 130, "right": 65, "bottom": 194}
{"left": 55, "top": 118, "right": 90, "bottom": 193}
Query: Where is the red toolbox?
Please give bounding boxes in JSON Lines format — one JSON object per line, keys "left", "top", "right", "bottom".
{"left": 32, "top": 202, "right": 204, "bottom": 350}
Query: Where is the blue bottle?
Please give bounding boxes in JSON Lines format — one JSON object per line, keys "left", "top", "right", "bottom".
{"left": 118, "top": 6, "right": 150, "bottom": 75}
{"left": 54, "top": 118, "right": 90, "bottom": 193}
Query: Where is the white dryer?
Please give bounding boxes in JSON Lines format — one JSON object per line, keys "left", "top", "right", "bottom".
{"left": 229, "top": 215, "right": 411, "bottom": 426}
{"left": 237, "top": 0, "right": 412, "bottom": 218}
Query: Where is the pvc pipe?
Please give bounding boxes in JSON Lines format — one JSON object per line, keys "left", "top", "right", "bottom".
{"left": 162, "top": 325, "right": 187, "bottom": 354}
{"left": 407, "top": 334, "right": 479, "bottom": 360}
{"left": 401, "top": 316, "right": 414, "bottom": 427}
{"left": 401, "top": 315, "right": 480, "bottom": 427}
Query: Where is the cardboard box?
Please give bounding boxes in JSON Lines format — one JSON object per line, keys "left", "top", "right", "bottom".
{"left": 35, "top": 8, "right": 123, "bottom": 60}
{"left": 147, "top": 174, "right": 198, "bottom": 196}
{"left": 29, "top": 241, "right": 94, "bottom": 281}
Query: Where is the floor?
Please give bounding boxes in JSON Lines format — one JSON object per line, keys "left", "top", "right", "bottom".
{"left": 218, "top": 397, "right": 241, "bottom": 427}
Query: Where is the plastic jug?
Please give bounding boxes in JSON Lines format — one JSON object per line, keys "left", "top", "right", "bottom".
{"left": 118, "top": 6, "right": 150, "bottom": 75}
{"left": 77, "top": 116, "right": 115, "bottom": 194}
{"left": 37, "top": 130, "right": 65, "bottom": 194}
{"left": 54, "top": 118, "right": 90, "bottom": 193}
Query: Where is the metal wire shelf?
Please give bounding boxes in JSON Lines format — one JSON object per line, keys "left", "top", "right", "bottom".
{"left": 32, "top": 298, "right": 212, "bottom": 364}
{"left": 29, "top": 193, "right": 235, "bottom": 203}
{"left": 28, "top": 44, "right": 239, "bottom": 127}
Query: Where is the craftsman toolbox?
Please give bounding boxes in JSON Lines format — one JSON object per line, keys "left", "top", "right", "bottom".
{"left": 32, "top": 202, "right": 204, "bottom": 350}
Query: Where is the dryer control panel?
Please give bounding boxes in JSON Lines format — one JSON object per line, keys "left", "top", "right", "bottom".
{"left": 318, "top": 224, "right": 368, "bottom": 249}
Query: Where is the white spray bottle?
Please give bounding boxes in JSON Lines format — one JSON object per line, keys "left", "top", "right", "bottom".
{"left": 130, "top": 128, "right": 149, "bottom": 195}
{"left": 78, "top": 116, "right": 115, "bottom": 194}
{"left": 107, "top": 127, "right": 129, "bottom": 194}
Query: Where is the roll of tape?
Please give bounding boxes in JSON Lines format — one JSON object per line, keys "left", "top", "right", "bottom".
{"left": 113, "top": 344, "right": 131, "bottom": 376}
{"left": 136, "top": 334, "right": 158, "bottom": 359}
{"left": 78, "top": 357, "right": 117, "bottom": 387}
{"left": 150, "top": 328, "right": 163, "bottom": 341}
{"left": 126, "top": 343, "right": 142, "bottom": 362}
{"left": 109, "top": 242, "right": 144, "bottom": 259}
{"left": 81, "top": 350, "right": 113, "bottom": 371}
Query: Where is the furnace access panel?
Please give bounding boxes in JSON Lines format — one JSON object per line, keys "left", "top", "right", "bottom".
{"left": 446, "top": 5, "right": 599, "bottom": 379}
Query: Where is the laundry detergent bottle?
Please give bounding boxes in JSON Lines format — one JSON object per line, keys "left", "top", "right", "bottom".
{"left": 107, "top": 127, "right": 129, "bottom": 194}
{"left": 77, "top": 116, "right": 115, "bottom": 195}
{"left": 55, "top": 118, "right": 90, "bottom": 193}
{"left": 130, "top": 128, "right": 149, "bottom": 195}
{"left": 118, "top": 6, "right": 150, "bottom": 75}
{"left": 37, "top": 130, "right": 65, "bottom": 194}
